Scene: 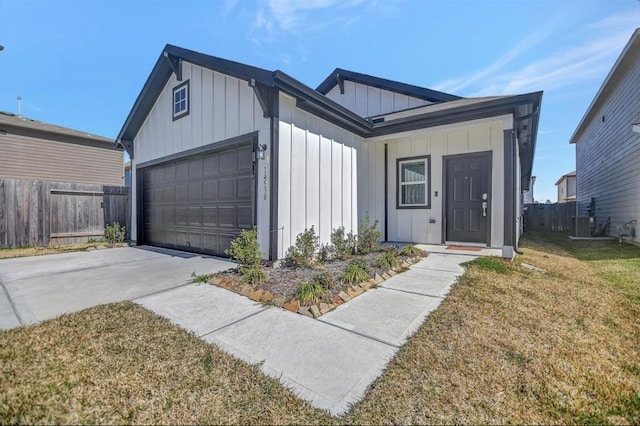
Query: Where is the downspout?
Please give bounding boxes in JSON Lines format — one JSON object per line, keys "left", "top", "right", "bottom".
{"left": 513, "top": 119, "right": 523, "bottom": 255}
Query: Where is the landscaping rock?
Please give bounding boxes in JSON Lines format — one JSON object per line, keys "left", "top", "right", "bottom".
{"left": 283, "top": 299, "right": 300, "bottom": 312}
{"left": 350, "top": 286, "right": 364, "bottom": 296}
{"left": 249, "top": 289, "right": 264, "bottom": 301}
{"left": 239, "top": 285, "right": 253, "bottom": 296}
{"left": 338, "top": 291, "right": 351, "bottom": 302}
{"left": 381, "top": 272, "right": 391, "bottom": 280}
{"left": 260, "top": 291, "right": 274, "bottom": 303}
{"left": 374, "top": 273, "right": 384, "bottom": 284}
{"left": 346, "top": 288, "right": 358, "bottom": 298}
{"left": 319, "top": 303, "right": 331, "bottom": 315}
{"left": 309, "top": 305, "right": 321, "bottom": 318}
{"left": 207, "top": 276, "right": 222, "bottom": 285}
{"left": 331, "top": 295, "right": 344, "bottom": 306}
{"left": 388, "top": 269, "right": 396, "bottom": 276}
{"left": 359, "top": 281, "right": 372, "bottom": 290}
{"left": 298, "top": 306, "right": 314, "bottom": 318}
{"left": 272, "top": 295, "right": 287, "bottom": 307}
{"left": 219, "top": 279, "right": 234, "bottom": 289}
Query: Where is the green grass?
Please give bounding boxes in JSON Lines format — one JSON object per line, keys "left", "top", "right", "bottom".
{"left": 1, "top": 230, "right": 638, "bottom": 424}
{"left": 295, "top": 281, "right": 329, "bottom": 306}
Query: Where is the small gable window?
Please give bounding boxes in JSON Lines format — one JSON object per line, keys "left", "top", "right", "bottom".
{"left": 172, "top": 80, "right": 189, "bottom": 120}
{"left": 397, "top": 156, "right": 430, "bottom": 208}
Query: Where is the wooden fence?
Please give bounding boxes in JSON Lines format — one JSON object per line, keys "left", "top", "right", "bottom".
{"left": 0, "top": 178, "right": 129, "bottom": 248}
{"left": 524, "top": 202, "right": 576, "bottom": 232}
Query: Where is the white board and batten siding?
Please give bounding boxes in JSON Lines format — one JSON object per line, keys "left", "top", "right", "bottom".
{"left": 130, "top": 61, "right": 271, "bottom": 255}
{"left": 277, "top": 93, "right": 363, "bottom": 259}
{"left": 575, "top": 56, "right": 640, "bottom": 243}
{"left": 362, "top": 116, "right": 512, "bottom": 248}
{"left": 325, "top": 81, "right": 431, "bottom": 118}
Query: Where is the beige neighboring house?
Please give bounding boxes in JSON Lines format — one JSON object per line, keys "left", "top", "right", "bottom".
{"left": 556, "top": 171, "right": 576, "bottom": 203}
{"left": 0, "top": 111, "right": 123, "bottom": 185}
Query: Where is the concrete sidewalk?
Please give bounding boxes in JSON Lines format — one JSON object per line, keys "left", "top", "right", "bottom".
{"left": 136, "top": 252, "right": 474, "bottom": 415}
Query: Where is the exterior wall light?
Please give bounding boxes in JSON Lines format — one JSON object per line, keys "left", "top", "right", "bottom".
{"left": 257, "top": 143, "right": 267, "bottom": 160}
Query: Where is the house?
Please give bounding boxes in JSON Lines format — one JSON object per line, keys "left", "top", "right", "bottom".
{"left": 124, "top": 161, "right": 132, "bottom": 187}
{"left": 523, "top": 176, "right": 536, "bottom": 204}
{"left": 555, "top": 171, "right": 576, "bottom": 203}
{"left": 570, "top": 28, "right": 640, "bottom": 244}
{"left": 0, "top": 111, "right": 123, "bottom": 185}
{"left": 116, "top": 44, "right": 542, "bottom": 259}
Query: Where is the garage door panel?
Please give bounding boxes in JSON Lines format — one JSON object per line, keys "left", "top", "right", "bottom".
{"left": 219, "top": 178, "right": 236, "bottom": 200}
{"left": 142, "top": 143, "right": 254, "bottom": 257}
{"left": 237, "top": 206, "right": 252, "bottom": 229}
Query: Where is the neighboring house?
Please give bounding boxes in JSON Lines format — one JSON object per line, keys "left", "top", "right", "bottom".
{"left": 555, "top": 171, "right": 576, "bottom": 203}
{"left": 116, "top": 44, "right": 542, "bottom": 259}
{"left": 124, "top": 161, "right": 132, "bottom": 187}
{"left": 0, "top": 111, "right": 123, "bottom": 185}
{"left": 523, "top": 176, "right": 536, "bottom": 204}
{"left": 570, "top": 28, "right": 640, "bottom": 244}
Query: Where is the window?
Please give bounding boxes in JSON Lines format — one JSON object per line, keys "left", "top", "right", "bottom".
{"left": 397, "top": 156, "right": 430, "bottom": 208}
{"left": 172, "top": 80, "right": 190, "bottom": 120}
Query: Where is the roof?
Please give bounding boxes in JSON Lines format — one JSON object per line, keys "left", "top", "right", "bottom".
{"left": 116, "top": 44, "right": 542, "bottom": 190}
{"left": 316, "top": 68, "right": 461, "bottom": 103}
{"left": 555, "top": 171, "right": 576, "bottom": 185}
{"left": 570, "top": 28, "right": 640, "bottom": 143}
{"left": 0, "top": 111, "right": 114, "bottom": 144}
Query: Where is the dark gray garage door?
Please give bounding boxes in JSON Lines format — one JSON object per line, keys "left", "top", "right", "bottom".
{"left": 142, "top": 144, "right": 254, "bottom": 256}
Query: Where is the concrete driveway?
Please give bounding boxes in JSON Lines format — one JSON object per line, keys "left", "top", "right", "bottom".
{"left": 0, "top": 246, "right": 234, "bottom": 329}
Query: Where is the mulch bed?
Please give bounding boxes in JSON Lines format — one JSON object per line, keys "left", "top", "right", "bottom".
{"left": 207, "top": 249, "right": 427, "bottom": 317}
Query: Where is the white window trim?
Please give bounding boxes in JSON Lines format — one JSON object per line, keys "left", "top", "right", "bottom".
{"left": 397, "top": 156, "right": 430, "bottom": 209}
{"left": 172, "top": 80, "right": 190, "bottom": 120}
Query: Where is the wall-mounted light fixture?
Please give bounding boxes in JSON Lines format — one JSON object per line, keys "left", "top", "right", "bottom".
{"left": 257, "top": 143, "right": 267, "bottom": 160}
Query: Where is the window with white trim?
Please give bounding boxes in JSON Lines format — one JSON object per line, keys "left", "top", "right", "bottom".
{"left": 397, "top": 156, "right": 430, "bottom": 208}
{"left": 172, "top": 80, "right": 189, "bottom": 120}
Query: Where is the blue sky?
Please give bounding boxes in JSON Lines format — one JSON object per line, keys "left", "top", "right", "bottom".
{"left": 0, "top": 0, "right": 637, "bottom": 203}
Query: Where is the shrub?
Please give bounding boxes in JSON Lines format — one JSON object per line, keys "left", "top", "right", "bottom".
{"left": 331, "top": 226, "right": 356, "bottom": 260}
{"left": 104, "top": 222, "right": 126, "bottom": 245}
{"left": 357, "top": 212, "right": 382, "bottom": 254}
{"left": 313, "top": 270, "right": 335, "bottom": 290}
{"left": 287, "top": 226, "right": 319, "bottom": 268}
{"left": 241, "top": 267, "right": 267, "bottom": 285}
{"left": 375, "top": 252, "right": 399, "bottom": 270}
{"left": 342, "top": 259, "right": 369, "bottom": 285}
{"left": 296, "top": 281, "right": 328, "bottom": 306}
{"left": 318, "top": 243, "right": 333, "bottom": 263}
{"left": 399, "top": 243, "right": 424, "bottom": 257}
{"left": 225, "top": 229, "right": 262, "bottom": 268}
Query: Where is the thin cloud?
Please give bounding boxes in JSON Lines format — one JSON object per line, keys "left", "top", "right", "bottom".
{"left": 434, "top": 11, "right": 638, "bottom": 97}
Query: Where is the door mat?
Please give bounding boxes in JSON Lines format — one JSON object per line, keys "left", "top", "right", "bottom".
{"left": 446, "top": 245, "right": 483, "bottom": 251}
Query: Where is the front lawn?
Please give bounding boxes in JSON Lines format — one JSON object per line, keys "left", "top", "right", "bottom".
{"left": 1, "top": 231, "right": 638, "bottom": 424}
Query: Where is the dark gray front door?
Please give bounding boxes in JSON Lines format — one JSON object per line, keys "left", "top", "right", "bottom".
{"left": 142, "top": 144, "right": 254, "bottom": 256}
{"left": 445, "top": 152, "right": 491, "bottom": 244}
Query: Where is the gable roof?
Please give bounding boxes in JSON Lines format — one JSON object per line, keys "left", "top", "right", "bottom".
{"left": 570, "top": 28, "right": 640, "bottom": 143}
{"left": 316, "top": 68, "right": 461, "bottom": 103}
{"left": 0, "top": 111, "right": 114, "bottom": 144}
{"left": 555, "top": 171, "right": 576, "bottom": 185}
{"left": 116, "top": 44, "right": 541, "bottom": 190}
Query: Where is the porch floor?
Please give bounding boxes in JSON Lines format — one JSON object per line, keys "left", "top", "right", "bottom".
{"left": 416, "top": 243, "right": 503, "bottom": 257}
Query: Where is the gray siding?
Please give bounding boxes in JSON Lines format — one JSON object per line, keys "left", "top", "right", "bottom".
{"left": 0, "top": 128, "right": 123, "bottom": 186}
{"left": 575, "top": 57, "right": 640, "bottom": 241}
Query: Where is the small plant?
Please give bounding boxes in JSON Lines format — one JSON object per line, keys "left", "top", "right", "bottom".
{"left": 375, "top": 251, "right": 399, "bottom": 270}
{"left": 88, "top": 237, "right": 106, "bottom": 244}
{"left": 225, "top": 228, "right": 262, "bottom": 269}
{"left": 104, "top": 222, "right": 126, "bottom": 245}
{"left": 286, "top": 226, "right": 319, "bottom": 268}
{"left": 240, "top": 267, "right": 267, "bottom": 285}
{"left": 318, "top": 243, "right": 333, "bottom": 263}
{"left": 296, "top": 281, "right": 328, "bottom": 305}
{"left": 313, "top": 270, "right": 336, "bottom": 290}
{"left": 462, "top": 257, "right": 510, "bottom": 274}
{"left": 342, "top": 258, "right": 369, "bottom": 285}
{"left": 399, "top": 244, "right": 424, "bottom": 257}
{"left": 357, "top": 212, "right": 383, "bottom": 254}
{"left": 191, "top": 272, "right": 213, "bottom": 283}
{"left": 331, "top": 226, "right": 356, "bottom": 260}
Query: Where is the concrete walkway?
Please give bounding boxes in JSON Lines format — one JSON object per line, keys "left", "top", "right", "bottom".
{"left": 136, "top": 252, "right": 475, "bottom": 415}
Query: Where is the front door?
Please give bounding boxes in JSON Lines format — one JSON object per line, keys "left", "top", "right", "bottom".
{"left": 444, "top": 152, "right": 491, "bottom": 244}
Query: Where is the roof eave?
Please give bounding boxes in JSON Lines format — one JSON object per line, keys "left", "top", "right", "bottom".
{"left": 570, "top": 28, "right": 640, "bottom": 144}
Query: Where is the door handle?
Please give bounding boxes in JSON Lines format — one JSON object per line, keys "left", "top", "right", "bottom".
{"left": 482, "top": 201, "right": 488, "bottom": 217}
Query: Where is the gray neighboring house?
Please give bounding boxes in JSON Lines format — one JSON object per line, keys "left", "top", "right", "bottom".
{"left": 0, "top": 111, "right": 123, "bottom": 185}
{"left": 570, "top": 28, "right": 640, "bottom": 244}
{"left": 555, "top": 171, "right": 576, "bottom": 204}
